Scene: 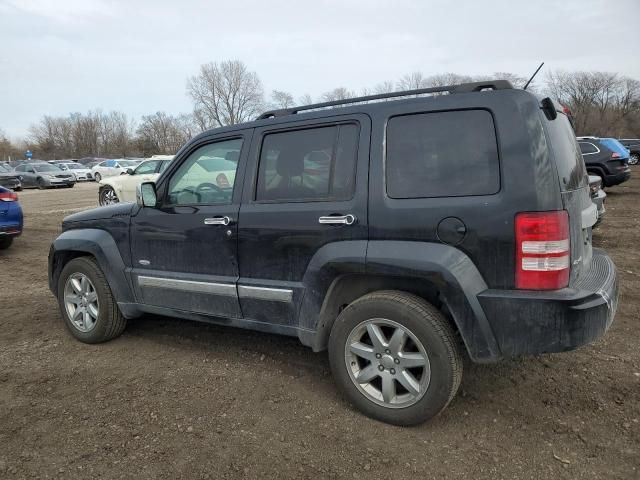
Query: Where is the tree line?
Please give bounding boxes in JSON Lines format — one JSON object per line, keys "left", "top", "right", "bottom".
{"left": 2, "top": 60, "right": 639, "bottom": 161}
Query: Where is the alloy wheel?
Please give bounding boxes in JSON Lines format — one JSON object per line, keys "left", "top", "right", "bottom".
{"left": 344, "top": 318, "right": 431, "bottom": 408}
{"left": 64, "top": 273, "right": 100, "bottom": 332}
{"left": 101, "top": 188, "right": 119, "bottom": 205}
{"left": 629, "top": 153, "right": 639, "bottom": 166}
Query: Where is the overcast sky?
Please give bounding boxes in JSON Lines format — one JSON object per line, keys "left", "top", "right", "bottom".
{"left": 1, "top": 0, "right": 639, "bottom": 140}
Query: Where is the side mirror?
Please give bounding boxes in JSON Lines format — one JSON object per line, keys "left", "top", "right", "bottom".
{"left": 136, "top": 182, "right": 157, "bottom": 208}
{"left": 126, "top": 168, "right": 134, "bottom": 175}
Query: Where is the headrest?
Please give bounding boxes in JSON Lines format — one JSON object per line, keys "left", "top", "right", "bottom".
{"left": 225, "top": 151, "right": 240, "bottom": 162}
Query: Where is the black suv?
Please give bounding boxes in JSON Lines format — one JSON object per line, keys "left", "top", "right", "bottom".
{"left": 577, "top": 137, "right": 631, "bottom": 187}
{"left": 49, "top": 81, "right": 618, "bottom": 425}
{"left": 618, "top": 139, "right": 640, "bottom": 165}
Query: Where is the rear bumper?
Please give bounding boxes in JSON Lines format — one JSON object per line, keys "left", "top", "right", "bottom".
{"left": 603, "top": 169, "right": 630, "bottom": 187}
{"left": 591, "top": 189, "right": 606, "bottom": 224}
{"left": 477, "top": 249, "right": 618, "bottom": 357}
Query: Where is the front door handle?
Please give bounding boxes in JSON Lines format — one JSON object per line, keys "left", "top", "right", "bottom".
{"left": 204, "top": 216, "right": 231, "bottom": 226}
{"left": 318, "top": 214, "right": 357, "bottom": 225}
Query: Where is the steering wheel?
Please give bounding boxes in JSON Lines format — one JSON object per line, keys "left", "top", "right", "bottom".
{"left": 196, "top": 182, "right": 224, "bottom": 197}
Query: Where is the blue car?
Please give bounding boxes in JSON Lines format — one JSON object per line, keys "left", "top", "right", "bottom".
{"left": 0, "top": 185, "right": 23, "bottom": 250}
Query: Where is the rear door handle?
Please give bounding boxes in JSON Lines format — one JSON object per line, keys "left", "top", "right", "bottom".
{"left": 318, "top": 214, "right": 357, "bottom": 225}
{"left": 204, "top": 216, "right": 231, "bottom": 226}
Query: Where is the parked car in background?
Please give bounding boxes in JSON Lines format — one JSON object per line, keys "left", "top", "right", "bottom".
{"left": 98, "top": 157, "right": 173, "bottom": 205}
{"left": 589, "top": 175, "right": 606, "bottom": 226}
{"left": 577, "top": 136, "right": 631, "bottom": 187}
{"left": 0, "top": 186, "right": 23, "bottom": 249}
{"left": 14, "top": 162, "right": 76, "bottom": 189}
{"left": 618, "top": 139, "right": 640, "bottom": 165}
{"left": 0, "top": 163, "right": 22, "bottom": 191}
{"left": 57, "top": 162, "right": 94, "bottom": 181}
{"left": 91, "top": 159, "right": 142, "bottom": 182}
{"left": 49, "top": 81, "right": 618, "bottom": 425}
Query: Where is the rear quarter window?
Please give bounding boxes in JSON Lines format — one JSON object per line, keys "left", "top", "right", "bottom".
{"left": 386, "top": 109, "right": 500, "bottom": 198}
{"left": 543, "top": 113, "right": 587, "bottom": 191}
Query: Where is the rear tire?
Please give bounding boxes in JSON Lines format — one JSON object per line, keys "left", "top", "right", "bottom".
{"left": 0, "top": 237, "right": 13, "bottom": 250}
{"left": 57, "top": 257, "right": 127, "bottom": 343}
{"left": 328, "top": 290, "right": 462, "bottom": 426}
{"left": 629, "top": 153, "right": 639, "bottom": 165}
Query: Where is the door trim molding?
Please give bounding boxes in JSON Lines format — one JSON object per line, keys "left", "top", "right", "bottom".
{"left": 137, "top": 275, "right": 237, "bottom": 297}
{"left": 237, "top": 285, "right": 293, "bottom": 303}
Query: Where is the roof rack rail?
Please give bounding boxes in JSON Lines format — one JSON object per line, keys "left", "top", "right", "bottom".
{"left": 257, "top": 80, "right": 513, "bottom": 120}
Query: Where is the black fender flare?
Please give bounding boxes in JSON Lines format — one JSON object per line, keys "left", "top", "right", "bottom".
{"left": 300, "top": 240, "right": 501, "bottom": 362}
{"left": 48, "top": 228, "right": 139, "bottom": 317}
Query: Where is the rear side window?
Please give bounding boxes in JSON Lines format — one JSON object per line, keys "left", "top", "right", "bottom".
{"left": 386, "top": 110, "right": 500, "bottom": 198}
{"left": 256, "top": 124, "right": 358, "bottom": 202}
{"left": 544, "top": 113, "right": 587, "bottom": 191}
{"left": 579, "top": 142, "right": 598, "bottom": 154}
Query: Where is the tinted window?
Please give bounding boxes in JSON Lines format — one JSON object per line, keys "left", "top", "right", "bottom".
{"left": 256, "top": 124, "right": 358, "bottom": 202}
{"left": 579, "top": 142, "right": 598, "bottom": 154}
{"left": 386, "top": 110, "right": 500, "bottom": 198}
{"left": 33, "top": 164, "right": 62, "bottom": 172}
{"left": 544, "top": 114, "right": 587, "bottom": 191}
{"left": 14, "top": 165, "right": 25, "bottom": 172}
{"left": 167, "top": 138, "right": 242, "bottom": 205}
{"left": 0, "top": 164, "right": 10, "bottom": 173}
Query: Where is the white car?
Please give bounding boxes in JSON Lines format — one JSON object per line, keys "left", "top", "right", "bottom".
{"left": 57, "top": 162, "right": 93, "bottom": 181}
{"left": 91, "top": 159, "right": 142, "bottom": 182}
{"left": 98, "top": 157, "right": 173, "bottom": 205}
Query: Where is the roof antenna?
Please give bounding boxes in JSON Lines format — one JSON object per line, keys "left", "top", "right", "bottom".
{"left": 523, "top": 62, "right": 544, "bottom": 90}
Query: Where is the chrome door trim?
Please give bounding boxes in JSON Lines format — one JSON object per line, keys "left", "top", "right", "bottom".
{"left": 237, "top": 285, "right": 293, "bottom": 303}
{"left": 137, "top": 275, "right": 237, "bottom": 297}
{"left": 318, "top": 214, "right": 356, "bottom": 225}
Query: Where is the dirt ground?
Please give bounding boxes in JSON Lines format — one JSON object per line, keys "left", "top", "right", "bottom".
{"left": 0, "top": 177, "right": 638, "bottom": 480}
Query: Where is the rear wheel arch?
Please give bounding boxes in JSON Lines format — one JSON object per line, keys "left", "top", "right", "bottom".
{"left": 315, "top": 274, "right": 456, "bottom": 351}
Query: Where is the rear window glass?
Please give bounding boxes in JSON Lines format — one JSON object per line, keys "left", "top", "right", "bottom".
{"left": 386, "top": 110, "right": 500, "bottom": 198}
{"left": 543, "top": 113, "right": 587, "bottom": 191}
{"left": 600, "top": 138, "right": 629, "bottom": 157}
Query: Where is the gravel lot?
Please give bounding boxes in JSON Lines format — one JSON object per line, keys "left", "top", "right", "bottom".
{"left": 0, "top": 179, "right": 638, "bottom": 479}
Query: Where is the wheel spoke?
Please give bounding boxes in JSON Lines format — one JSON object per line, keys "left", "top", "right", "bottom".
{"left": 356, "top": 364, "right": 379, "bottom": 384}
{"left": 366, "top": 323, "right": 387, "bottom": 350}
{"left": 85, "top": 291, "right": 98, "bottom": 304}
{"left": 72, "top": 306, "right": 83, "bottom": 322}
{"left": 83, "top": 310, "right": 91, "bottom": 328}
{"left": 349, "top": 342, "right": 376, "bottom": 361}
{"left": 399, "top": 352, "right": 427, "bottom": 368}
{"left": 70, "top": 278, "right": 82, "bottom": 293}
{"left": 397, "top": 370, "right": 421, "bottom": 396}
{"left": 87, "top": 303, "right": 99, "bottom": 319}
{"left": 387, "top": 328, "right": 407, "bottom": 354}
{"left": 65, "top": 294, "right": 81, "bottom": 305}
{"left": 80, "top": 276, "right": 88, "bottom": 294}
{"left": 381, "top": 375, "right": 396, "bottom": 403}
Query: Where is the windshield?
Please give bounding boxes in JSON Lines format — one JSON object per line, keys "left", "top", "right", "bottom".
{"left": 0, "top": 164, "right": 10, "bottom": 173}
{"left": 33, "top": 164, "right": 63, "bottom": 172}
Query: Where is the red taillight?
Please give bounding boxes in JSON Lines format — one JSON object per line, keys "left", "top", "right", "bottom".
{"left": 0, "top": 191, "right": 18, "bottom": 202}
{"left": 515, "top": 211, "right": 570, "bottom": 290}
{"left": 611, "top": 152, "right": 621, "bottom": 159}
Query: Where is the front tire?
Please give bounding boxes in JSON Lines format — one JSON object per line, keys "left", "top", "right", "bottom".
{"left": 329, "top": 290, "right": 462, "bottom": 426}
{"left": 57, "top": 257, "right": 127, "bottom": 343}
{"left": 99, "top": 186, "right": 119, "bottom": 206}
{"left": 0, "top": 237, "right": 13, "bottom": 250}
{"left": 37, "top": 178, "right": 46, "bottom": 190}
{"left": 94, "top": 172, "right": 102, "bottom": 182}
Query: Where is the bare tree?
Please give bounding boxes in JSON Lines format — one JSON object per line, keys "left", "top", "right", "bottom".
{"left": 270, "top": 90, "right": 295, "bottom": 109}
{"left": 397, "top": 72, "right": 428, "bottom": 91}
{"left": 186, "top": 60, "right": 264, "bottom": 128}
{"left": 321, "top": 87, "right": 356, "bottom": 102}
{"left": 299, "top": 93, "right": 314, "bottom": 105}
{"left": 136, "top": 112, "right": 189, "bottom": 155}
